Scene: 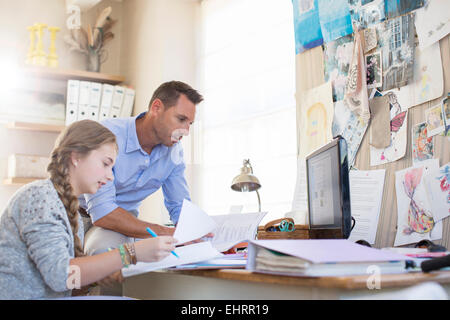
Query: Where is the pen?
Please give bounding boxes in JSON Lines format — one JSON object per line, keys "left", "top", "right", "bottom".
{"left": 146, "top": 227, "right": 179, "bottom": 258}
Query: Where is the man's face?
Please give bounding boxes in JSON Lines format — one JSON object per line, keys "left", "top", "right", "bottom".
{"left": 154, "top": 94, "right": 196, "bottom": 147}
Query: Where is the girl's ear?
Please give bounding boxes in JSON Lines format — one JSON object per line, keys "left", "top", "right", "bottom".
{"left": 70, "top": 151, "right": 81, "bottom": 168}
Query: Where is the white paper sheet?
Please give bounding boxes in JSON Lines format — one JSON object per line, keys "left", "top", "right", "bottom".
{"left": 415, "top": 0, "right": 450, "bottom": 51}
{"left": 122, "top": 241, "right": 222, "bottom": 277}
{"left": 423, "top": 162, "right": 450, "bottom": 222}
{"left": 348, "top": 169, "right": 386, "bottom": 245}
{"left": 292, "top": 157, "right": 308, "bottom": 212}
{"left": 383, "top": 42, "right": 443, "bottom": 109}
{"left": 210, "top": 212, "right": 267, "bottom": 252}
{"left": 173, "top": 199, "right": 218, "bottom": 245}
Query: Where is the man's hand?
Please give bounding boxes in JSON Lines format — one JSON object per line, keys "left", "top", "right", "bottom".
{"left": 94, "top": 207, "right": 175, "bottom": 239}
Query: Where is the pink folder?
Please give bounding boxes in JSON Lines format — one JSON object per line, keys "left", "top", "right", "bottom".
{"left": 248, "top": 239, "right": 409, "bottom": 264}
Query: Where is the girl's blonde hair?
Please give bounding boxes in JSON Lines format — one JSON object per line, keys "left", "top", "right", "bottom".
{"left": 47, "top": 120, "right": 117, "bottom": 257}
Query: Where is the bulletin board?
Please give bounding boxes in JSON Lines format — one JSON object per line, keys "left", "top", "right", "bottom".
{"left": 295, "top": 32, "right": 449, "bottom": 249}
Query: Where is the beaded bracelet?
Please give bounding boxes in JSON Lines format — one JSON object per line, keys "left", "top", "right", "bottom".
{"left": 118, "top": 245, "right": 130, "bottom": 268}
{"left": 124, "top": 243, "right": 137, "bottom": 265}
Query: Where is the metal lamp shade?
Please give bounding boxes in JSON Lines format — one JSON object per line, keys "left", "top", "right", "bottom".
{"left": 231, "top": 174, "right": 261, "bottom": 192}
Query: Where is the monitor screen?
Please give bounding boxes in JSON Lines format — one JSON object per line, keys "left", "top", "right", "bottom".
{"left": 305, "top": 137, "right": 351, "bottom": 237}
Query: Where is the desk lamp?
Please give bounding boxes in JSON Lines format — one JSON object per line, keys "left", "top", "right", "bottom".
{"left": 231, "top": 159, "right": 261, "bottom": 212}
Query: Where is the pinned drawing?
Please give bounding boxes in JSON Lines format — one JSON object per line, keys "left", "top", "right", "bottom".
{"left": 394, "top": 159, "right": 441, "bottom": 246}
{"left": 402, "top": 166, "right": 434, "bottom": 235}
{"left": 382, "top": 42, "right": 443, "bottom": 109}
{"left": 412, "top": 122, "right": 433, "bottom": 165}
{"left": 385, "top": 0, "right": 424, "bottom": 19}
{"left": 423, "top": 163, "right": 450, "bottom": 222}
{"left": 363, "top": 28, "right": 377, "bottom": 53}
{"left": 324, "top": 34, "right": 354, "bottom": 102}
{"left": 415, "top": 0, "right": 450, "bottom": 51}
{"left": 443, "top": 96, "right": 450, "bottom": 137}
{"left": 298, "top": 82, "right": 334, "bottom": 159}
{"left": 332, "top": 100, "right": 368, "bottom": 167}
{"left": 317, "top": 0, "right": 353, "bottom": 43}
{"left": 292, "top": 0, "right": 323, "bottom": 54}
{"left": 370, "top": 91, "right": 408, "bottom": 166}
{"left": 348, "top": 0, "right": 385, "bottom": 29}
{"left": 425, "top": 104, "right": 445, "bottom": 137}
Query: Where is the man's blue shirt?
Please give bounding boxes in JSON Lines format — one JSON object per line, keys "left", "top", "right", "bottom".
{"left": 81, "top": 112, "right": 190, "bottom": 224}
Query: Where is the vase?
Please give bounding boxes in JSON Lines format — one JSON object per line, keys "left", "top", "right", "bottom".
{"left": 87, "top": 49, "right": 100, "bottom": 72}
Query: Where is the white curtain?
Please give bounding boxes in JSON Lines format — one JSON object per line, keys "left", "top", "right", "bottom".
{"left": 196, "top": 0, "right": 297, "bottom": 224}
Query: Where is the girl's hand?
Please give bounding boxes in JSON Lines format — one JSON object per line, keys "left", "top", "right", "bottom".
{"left": 134, "top": 236, "right": 177, "bottom": 262}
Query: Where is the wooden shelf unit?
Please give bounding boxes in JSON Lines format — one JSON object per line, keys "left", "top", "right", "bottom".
{"left": 22, "top": 66, "right": 125, "bottom": 85}
{"left": 6, "top": 121, "right": 65, "bottom": 133}
{"left": 3, "top": 177, "right": 43, "bottom": 185}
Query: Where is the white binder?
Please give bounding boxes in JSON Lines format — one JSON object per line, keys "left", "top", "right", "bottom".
{"left": 87, "top": 82, "right": 102, "bottom": 121}
{"left": 99, "top": 84, "right": 114, "bottom": 121}
{"left": 77, "top": 81, "right": 91, "bottom": 121}
{"left": 65, "top": 79, "right": 80, "bottom": 126}
{"left": 109, "top": 85, "right": 125, "bottom": 119}
{"left": 120, "top": 88, "right": 135, "bottom": 118}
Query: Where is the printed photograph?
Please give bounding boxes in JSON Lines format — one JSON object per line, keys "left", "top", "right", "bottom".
{"left": 375, "top": 14, "right": 415, "bottom": 91}
{"left": 425, "top": 104, "right": 445, "bottom": 137}
{"left": 365, "top": 51, "right": 382, "bottom": 88}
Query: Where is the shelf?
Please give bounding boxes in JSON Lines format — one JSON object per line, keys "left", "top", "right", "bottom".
{"left": 6, "top": 121, "right": 66, "bottom": 133}
{"left": 3, "top": 177, "right": 43, "bottom": 185}
{"left": 21, "top": 67, "right": 125, "bottom": 85}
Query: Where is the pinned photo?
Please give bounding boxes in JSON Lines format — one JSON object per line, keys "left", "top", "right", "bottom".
{"left": 366, "top": 51, "right": 382, "bottom": 89}
{"left": 425, "top": 104, "right": 445, "bottom": 137}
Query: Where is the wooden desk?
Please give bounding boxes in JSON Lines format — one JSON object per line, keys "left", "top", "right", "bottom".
{"left": 123, "top": 269, "right": 450, "bottom": 300}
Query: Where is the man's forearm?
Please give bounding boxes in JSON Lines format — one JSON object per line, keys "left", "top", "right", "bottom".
{"left": 93, "top": 207, "right": 175, "bottom": 238}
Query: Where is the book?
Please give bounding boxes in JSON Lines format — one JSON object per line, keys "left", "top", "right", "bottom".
{"left": 65, "top": 79, "right": 79, "bottom": 125}
{"left": 247, "top": 239, "right": 410, "bottom": 277}
{"left": 99, "top": 84, "right": 114, "bottom": 121}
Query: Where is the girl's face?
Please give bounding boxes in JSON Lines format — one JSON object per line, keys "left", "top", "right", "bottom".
{"left": 71, "top": 143, "right": 117, "bottom": 195}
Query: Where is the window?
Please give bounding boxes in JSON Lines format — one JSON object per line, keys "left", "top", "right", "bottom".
{"left": 196, "top": 0, "right": 297, "bottom": 224}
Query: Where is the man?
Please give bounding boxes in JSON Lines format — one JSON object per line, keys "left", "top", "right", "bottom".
{"left": 82, "top": 81, "right": 203, "bottom": 256}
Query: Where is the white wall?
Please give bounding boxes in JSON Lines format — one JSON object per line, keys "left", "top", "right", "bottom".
{"left": 0, "top": 0, "right": 126, "bottom": 215}
{"left": 120, "top": 0, "right": 200, "bottom": 224}
{"left": 0, "top": 0, "right": 199, "bottom": 223}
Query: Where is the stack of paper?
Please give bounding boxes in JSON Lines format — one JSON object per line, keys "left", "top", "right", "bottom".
{"left": 122, "top": 199, "right": 265, "bottom": 277}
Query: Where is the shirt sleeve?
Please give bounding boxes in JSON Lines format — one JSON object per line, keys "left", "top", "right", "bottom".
{"left": 162, "top": 158, "right": 191, "bottom": 225}
{"left": 16, "top": 192, "right": 73, "bottom": 293}
{"left": 83, "top": 179, "right": 119, "bottom": 223}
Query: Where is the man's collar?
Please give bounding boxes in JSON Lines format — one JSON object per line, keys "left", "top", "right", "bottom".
{"left": 125, "top": 112, "right": 146, "bottom": 153}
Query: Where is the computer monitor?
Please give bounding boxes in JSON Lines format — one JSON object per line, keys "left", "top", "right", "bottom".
{"left": 305, "top": 136, "right": 352, "bottom": 239}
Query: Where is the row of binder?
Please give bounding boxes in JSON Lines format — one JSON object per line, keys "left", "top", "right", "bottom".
{"left": 65, "top": 80, "right": 135, "bottom": 125}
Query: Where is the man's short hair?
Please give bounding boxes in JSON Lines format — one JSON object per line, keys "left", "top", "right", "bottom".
{"left": 149, "top": 81, "right": 203, "bottom": 109}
